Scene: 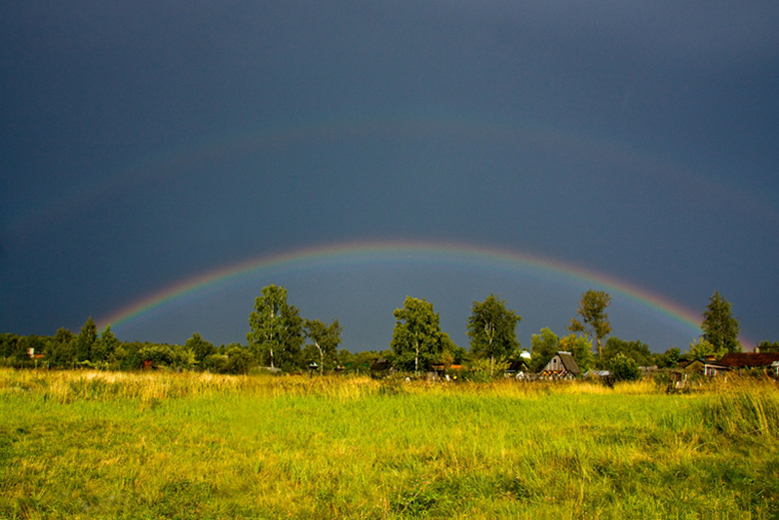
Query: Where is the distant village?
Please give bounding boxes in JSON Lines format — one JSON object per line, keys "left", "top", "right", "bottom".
{"left": 2, "top": 286, "right": 777, "bottom": 385}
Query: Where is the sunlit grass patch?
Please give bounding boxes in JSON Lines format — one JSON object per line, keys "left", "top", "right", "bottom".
{"left": 2, "top": 368, "right": 778, "bottom": 518}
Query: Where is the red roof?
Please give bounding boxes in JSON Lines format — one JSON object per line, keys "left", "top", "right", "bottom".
{"left": 717, "top": 352, "right": 779, "bottom": 368}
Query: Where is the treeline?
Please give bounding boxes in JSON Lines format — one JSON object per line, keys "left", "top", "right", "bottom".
{"left": 1, "top": 286, "right": 770, "bottom": 377}
{"left": 0, "top": 320, "right": 381, "bottom": 375}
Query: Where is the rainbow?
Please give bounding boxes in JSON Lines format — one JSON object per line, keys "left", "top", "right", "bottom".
{"left": 11, "top": 111, "right": 746, "bottom": 238}
{"left": 97, "top": 240, "right": 704, "bottom": 336}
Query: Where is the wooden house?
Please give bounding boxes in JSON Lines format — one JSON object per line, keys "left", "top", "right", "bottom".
{"left": 504, "top": 360, "right": 527, "bottom": 379}
{"left": 541, "top": 352, "right": 581, "bottom": 379}
{"left": 707, "top": 352, "right": 779, "bottom": 377}
{"left": 679, "top": 359, "right": 706, "bottom": 373}
{"left": 369, "top": 358, "right": 396, "bottom": 378}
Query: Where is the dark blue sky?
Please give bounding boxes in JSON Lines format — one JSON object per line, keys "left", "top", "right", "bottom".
{"left": 2, "top": 1, "right": 778, "bottom": 353}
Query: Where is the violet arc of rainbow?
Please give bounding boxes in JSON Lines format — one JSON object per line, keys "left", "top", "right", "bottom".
{"left": 97, "top": 240, "right": 704, "bottom": 338}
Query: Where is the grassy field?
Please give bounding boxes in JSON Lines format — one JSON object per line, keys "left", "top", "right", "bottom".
{"left": 1, "top": 369, "right": 778, "bottom": 519}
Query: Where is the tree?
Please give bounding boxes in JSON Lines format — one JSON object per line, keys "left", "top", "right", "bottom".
{"left": 609, "top": 353, "right": 641, "bottom": 382}
{"left": 48, "top": 328, "right": 76, "bottom": 368}
{"left": 701, "top": 291, "right": 741, "bottom": 353}
{"left": 529, "top": 327, "right": 559, "bottom": 373}
{"left": 247, "top": 284, "right": 304, "bottom": 370}
{"left": 390, "top": 296, "right": 445, "bottom": 375}
{"left": 757, "top": 341, "right": 779, "bottom": 353}
{"left": 601, "top": 337, "right": 653, "bottom": 368}
{"left": 92, "top": 325, "right": 120, "bottom": 364}
{"left": 224, "top": 346, "right": 255, "bottom": 375}
{"left": 439, "top": 333, "right": 467, "bottom": 369}
{"left": 467, "top": 294, "right": 522, "bottom": 376}
{"left": 687, "top": 336, "right": 726, "bottom": 360}
{"left": 304, "top": 318, "right": 343, "bottom": 375}
{"left": 0, "top": 333, "right": 19, "bottom": 360}
{"left": 559, "top": 333, "right": 594, "bottom": 372}
{"left": 655, "top": 347, "right": 681, "bottom": 368}
{"left": 186, "top": 333, "right": 216, "bottom": 365}
{"left": 74, "top": 317, "right": 98, "bottom": 364}
{"left": 568, "top": 290, "right": 612, "bottom": 359}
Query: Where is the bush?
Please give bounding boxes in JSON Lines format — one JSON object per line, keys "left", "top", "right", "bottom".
{"left": 609, "top": 353, "right": 641, "bottom": 382}
{"left": 202, "top": 354, "right": 228, "bottom": 374}
{"left": 224, "top": 347, "right": 254, "bottom": 375}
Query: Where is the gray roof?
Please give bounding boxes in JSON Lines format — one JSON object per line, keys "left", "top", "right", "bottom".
{"left": 556, "top": 352, "right": 581, "bottom": 375}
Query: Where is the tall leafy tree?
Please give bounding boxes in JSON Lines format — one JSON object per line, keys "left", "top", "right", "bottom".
{"left": 47, "top": 328, "right": 76, "bottom": 367}
{"left": 529, "top": 327, "right": 560, "bottom": 373}
{"left": 609, "top": 353, "right": 641, "bottom": 382}
{"left": 224, "top": 346, "right": 255, "bottom": 375}
{"left": 559, "top": 333, "right": 594, "bottom": 372}
{"left": 92, "top": 325, "right": 120, "bottom": 364}
{"left": 439, "top": 332, "right": 466, "bottom": 368}
{"left": 655, "top": 347, "right": 681, "bottom": 368}
{"left": 467, "top": 294, "right": 522, "bottom": 376}
{"left": 601, "top": 337, "right": 653, "bottom": 368}
{"left": 757, "top": 341, "right": 779, "bottom": 353}
{"left": 304, "top": 318, "right": 343, "bottom": 375}
{"left": 75, "top": 317, "right": 98, "bottom": 363}
{"left": 0, "top": 333, "right": 19, "bottom": 358}
{"left": 687, "top": 336, "right": 725, "bottom": 360}
{"left": 186, "top": 332, "right": 216, "bottom": 364}
{"left": 247, "top": 284, "right": 304, "bottom": 370}
{"left": 528, "top": 329, "right": 593, "bottom": 373}
{"left": 567, "top": 289, "right": 612, "bottom": 359}
{"left": 390, "top": 296, "right": 444, "bottom": 375}
{"left": 701, "top": 291, "right": 742, "bottom": 353}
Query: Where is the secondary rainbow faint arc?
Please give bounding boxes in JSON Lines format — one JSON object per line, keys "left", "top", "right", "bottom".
{"left": 9, "top": 112, "right": 720, "bottom": 237}
{"left": 97, "top": 240, "right": 703, "bottom": 335}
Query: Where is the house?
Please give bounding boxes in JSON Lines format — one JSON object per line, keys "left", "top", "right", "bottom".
{"left": 369, "top": 358, "right": 396, "bottom": 378}
{"left": 504, "top": 360, "right": 527, "bottom": 379}
{"left": 678, "top": 357, "right": 715, "bottom": 374}
{"left": 540, "top": 352, "right": 581, "bottom": 379}
{"left": 708, "top": 352, "right": 779, "bottom": 377}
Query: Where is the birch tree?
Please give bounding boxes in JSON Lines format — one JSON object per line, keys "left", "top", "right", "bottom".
{"left": 567, "top": 289, "right": 612, "bottom": 359}
{"left": 247, "top": 284, "right": 303, "bottom": 370}
{"left": 467, "top": 294, "right": 521, "bottom": 376}
{"left": 701, "top": 291, "right": 741, "bottom": 353}
{"left": 390, "top": 296, "right": 444, "bottom": 375}
{"left": 304, "top": 318, "right": 343, "bottom": 375}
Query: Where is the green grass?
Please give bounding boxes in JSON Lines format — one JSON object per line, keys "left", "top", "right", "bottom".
{"left": 1, "top": 369, "right": 778, "bottom": 519}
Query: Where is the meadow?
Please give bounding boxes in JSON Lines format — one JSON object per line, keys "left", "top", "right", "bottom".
{"left": 1, "top": 369, "right": 778, "bottom": 519}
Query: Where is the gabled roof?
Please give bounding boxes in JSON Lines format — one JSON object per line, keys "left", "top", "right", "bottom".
{"left": 543, "top": 352, "right": 580, "bottom": 376}
{"left": 717, "top": 352, "right": 779, "bottom": 368}
{"left": 557, "top": 352, "right": 581, "bottom": 375}
{"left": 505, "top": 360, "right": 526, "bottom": 373}
{"left": 679, "top": 359, "right": 706, "bottom": 371}
{"left": 370, "top": 358, "right": 393, "bottom": 371}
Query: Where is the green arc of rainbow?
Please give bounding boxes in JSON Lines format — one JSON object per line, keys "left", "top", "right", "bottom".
{"left": 98, "top": 240, "right": 704, "bottom": 338}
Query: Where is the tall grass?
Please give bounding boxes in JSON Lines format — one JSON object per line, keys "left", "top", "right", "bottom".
{"left": 1, "top": 368, "right": 777, "bottom": 519}
{"left": 701, "top": 378, "right": 779, "bottom": 439}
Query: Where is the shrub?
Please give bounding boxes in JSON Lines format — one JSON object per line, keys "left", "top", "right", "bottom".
{"left": 202, "top": 354, "right": 228, "bottom": 374}
{"left": 224, "top": 347, "right": 254, "bottom": 375}
{"left": 609, "top": 353, "right": 641, "bottom": 382}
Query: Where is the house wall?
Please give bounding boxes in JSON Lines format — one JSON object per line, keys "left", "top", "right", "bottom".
{"left": 546, "top": 355, "right": 562, "bottom": 371}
